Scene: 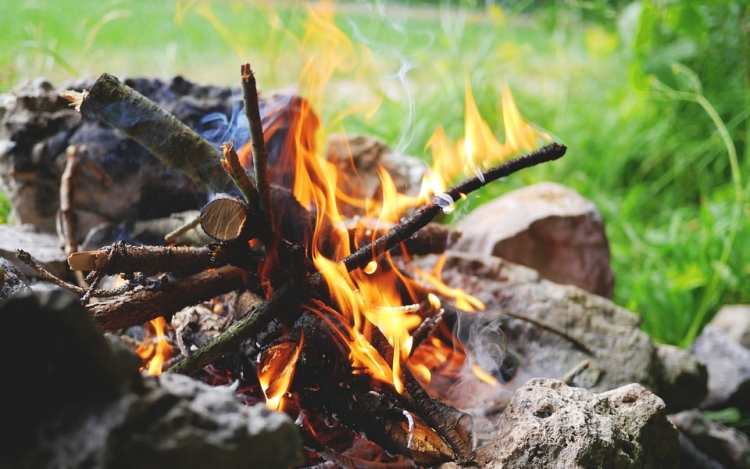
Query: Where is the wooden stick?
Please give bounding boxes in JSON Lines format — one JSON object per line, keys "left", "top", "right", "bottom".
{"left": 241, "top": 63, "right": 278, "bottom": 244}
{"left": 58, "top": 145, "right": 87, "bottom": 287}
{"left": 62, "top": 73, "right": 236, "bottom": 194}
{"left": 342, "top": 143, "right": 566, "bottom": 273}
{"left": 68, "top": 242, "right": 217, "bottom": 277}
{"left": 88, "top": 265, "right": 248, "bottom": 330}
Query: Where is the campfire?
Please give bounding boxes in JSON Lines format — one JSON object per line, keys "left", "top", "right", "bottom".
{"left": 3, "top": 7, "right": 575, "bottom": 467}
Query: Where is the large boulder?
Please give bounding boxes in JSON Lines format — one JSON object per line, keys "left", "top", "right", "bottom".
{"left": 454, "top": 182, "right": 615, "bottom": 298}
{"left": 672, "top": 409, "right": 750, "bottom": 469}
{"left": 0, "top": 290, "right": 303, "bottom": 469}
{"left": 709, "top": 305, "right": 750, "bottom": 350}
{"left": 691, "top": 326, "right": 750, "bottom": 411}
{"left": 421, "top": 252, "right": 706, "bottom": 415}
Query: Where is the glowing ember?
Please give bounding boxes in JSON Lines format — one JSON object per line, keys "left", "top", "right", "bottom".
{"left": 136, "top": 317, "right": 173, "bottom": 376}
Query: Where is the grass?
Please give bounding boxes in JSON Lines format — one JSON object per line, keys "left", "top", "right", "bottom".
{"left": 1, "top": 0, "right": 748, "bottom": 347}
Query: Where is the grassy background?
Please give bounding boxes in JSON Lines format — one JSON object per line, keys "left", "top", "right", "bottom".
{"left": 1, "top": 0, "right": 748, "bottom": 347}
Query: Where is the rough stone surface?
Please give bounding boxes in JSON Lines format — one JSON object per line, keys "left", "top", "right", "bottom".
{"left": 0, "top": 257, "right": 29, "bottom": 300}
{"left": 0, "top": 224, "right": 67, "bottom": 278}
{"left": 0, "top": 290, "right": 303, "bottom": 469}
{"left": 424, "top": 252, "right": 707, "bottom": 415}
{"left": 454, "top": 181, "right": 615, "bottom": 298}
{"left": 672, "top": 410, "right": 750, "bottom": 469}
{"left": 710, "top": 305, "right": 750, "bottom": 350}
{"left": 678, "top": 432, "right": 728, "bottom": 469}
{"left": 691, "top": 326, "right": 750, "bottom": 410}
{"left": 440, "top": 379, "right": 679, "bottom": 469}
{"left": 655, "top": 343, "right": 709, "bottom": 414}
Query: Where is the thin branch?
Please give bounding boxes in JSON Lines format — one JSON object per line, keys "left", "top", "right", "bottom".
{"left": 58, "top": 145, "right": 87, "bottom": 287}
{"left": 502, "top": 310, "right": 593, "bottom": 355}
{"left": 88, "top": 265, "right": 249, "bottom": 330}
{"left": 164, "top": 214, "right": 201, "bottom": 244}
{"left": 16, "top": 249, "right": 125, "bottom": 298}
{"left": 68, "top": 242, "right": 218, "bottom": 277}
{"left": 241, "top": 63, "right": 277, "bottom": 244}
{"left": 342, "top": 143, "right": 566, "bottom": 273}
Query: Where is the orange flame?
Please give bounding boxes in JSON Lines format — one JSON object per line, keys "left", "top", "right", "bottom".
{"left": 258, "top": 335, "right": 304, "bottom": 411}
{"left": 136, "top": 317, "right": 174, "bottom": 376}
{"left": 181, "top": 0, "right": 554, "bottom": 396}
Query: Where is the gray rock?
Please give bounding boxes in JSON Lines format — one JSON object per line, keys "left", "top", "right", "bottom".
{"left": 691, "top": 326, "right": 750, "bottom": 410}
{"left": 454, "top": 182, "right": 615, "bottom": 298}
{"left": 672, "top": 410, "right": 750, "bottom": 469}
{"left": 710, "top": 305, "right": 750, "bottom": 349}
{"left": 0, "top": 257, "right": 29, "bottom": 300}
{"left": 679, "top": 432, "right": 728, "bottom": 469}
{"left": 0, "top": 224, "right": 67, "bottom": 278}
{"left": 0, "top": 290, "right": 303, "bottom": 469}
{"left": 428, "top": 252, "right": 706, "bottom": 415}
{"left": 441, "top": 378, "right": 679, "bottom": 469}
{"left": 655, "top": 343, "right": 709, "bottom": 414}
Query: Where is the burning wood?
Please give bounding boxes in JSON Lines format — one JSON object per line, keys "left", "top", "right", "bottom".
{"left": 45, "top": 65, "right": 570, "bottom": 467}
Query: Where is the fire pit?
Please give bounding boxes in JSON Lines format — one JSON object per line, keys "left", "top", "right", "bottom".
{"left": 0, "top": 8, "right": 704, "bottom": 467}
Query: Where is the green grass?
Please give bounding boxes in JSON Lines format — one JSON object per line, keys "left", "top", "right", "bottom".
{"left": 1, "top": 0, "right": 748, "bottom": 347}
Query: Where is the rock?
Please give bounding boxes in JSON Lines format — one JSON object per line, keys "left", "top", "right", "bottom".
{"left": 0, "top": 257, "right": 29, "bottom": 301}
{"left": 691, "top": 326, "right": 750, "bottom": 410}
{"left": 678, "top": 432, "right": 728, "bottom": 469}
{"left": 0, "top": 224, "right": 67, "bottom": 278}
{"left": 112, "top": 374, "right": 303, "bottom": 469}
{"left": 326, "top": 134, "right": 426, "bottom": 217}
{"left": 440, "top": 378, "right": 679, "bottom": 469}
{"left": 454, "top": 181, "right": 615, "bottom": 298}
{"left": 672, "top": 410, "right": 750, "bottom": 469}
{"left": 0, "top": 290, "right": 303, "bottom": 469}
{"left": 710, "top": 305, "right": 750, "bottom": 349}
{"left": 425, "top": 252, "right": 706, "bottom": 415}
{"left": 655, "top": 343, "right": 709, "bottom": 414}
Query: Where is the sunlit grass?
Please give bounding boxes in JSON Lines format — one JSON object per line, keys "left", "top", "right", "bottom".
{"left": 1, "top": 0, "right": 747, "bottom": 347}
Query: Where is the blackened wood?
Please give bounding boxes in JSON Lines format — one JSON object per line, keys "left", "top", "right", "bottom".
{"left": 88, "top": 266, "right": 248, "bottom": 330}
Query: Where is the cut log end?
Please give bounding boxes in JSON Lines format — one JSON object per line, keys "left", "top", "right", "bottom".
{"left": 200, "top": 196, "right": 248, "bottom": 242}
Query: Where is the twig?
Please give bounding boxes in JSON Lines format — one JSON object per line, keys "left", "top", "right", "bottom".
{"left": 409, "top": 309, "right": 444, "bottom": 357}
{"left": 58, "top": 145, "right": 87, "bottom": 287}
{"left": 241, "top": 63, "right": 278, "bottom": 244}
{"left": 16, "top": 249, "right": 126, "bottom": 298}
{"left": 502, "top": 310, "right": 593, "bottom": 355}
{"left": 559, "top": 358, "right": 592, "bottom": 384}
{"left": 221, "top": 141, "right": 258, "bottom": 208}
{"left": 342, "top": 143, "right": 566, "bottom": 273}
{"left": 167, "top": 280, "right": 299, "bottom": 374}
{"left": 164, "top": 214, "right": 201, "bottom": 244}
